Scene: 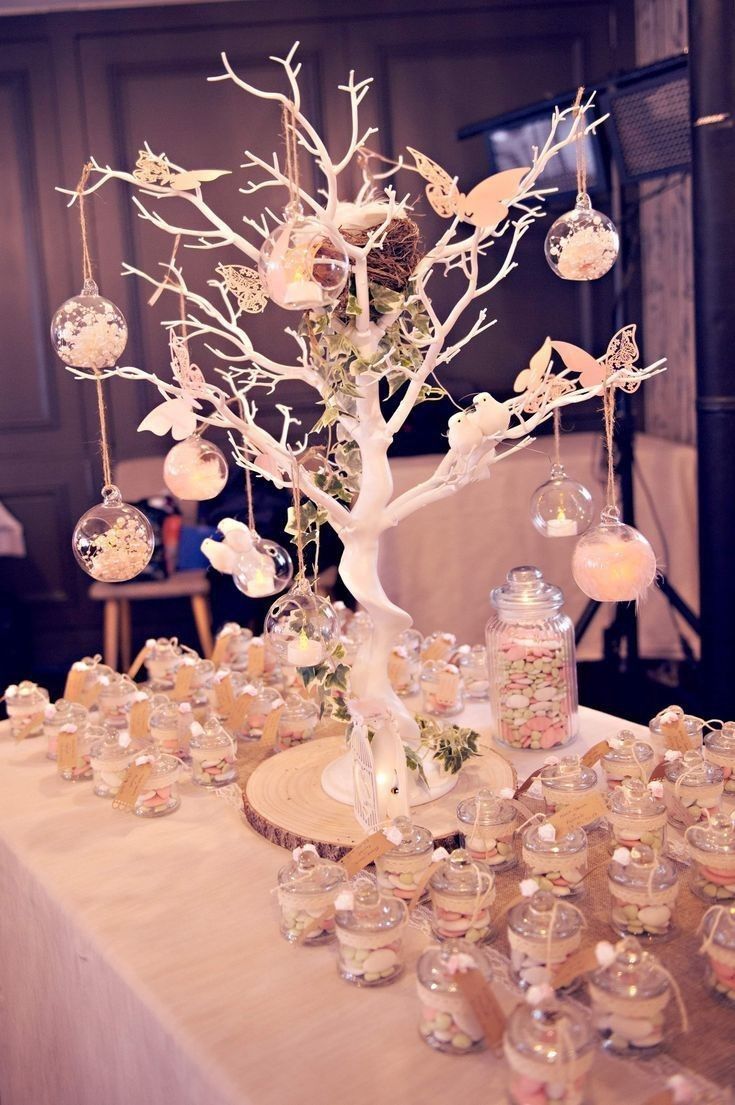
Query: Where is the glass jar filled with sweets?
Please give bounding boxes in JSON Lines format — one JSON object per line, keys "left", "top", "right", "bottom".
{"left": 334, "top": 883, "right": 407, "bottom": 986}
{"left": 662, "top": 749, "right": 724, "bottom": 828}
{"left": 700, "top": 904, "right": 735, "bottom": 1004}
{"left": 57, "top": 721, "right": 100, "bottom": 782}
{"left": 230, "top": 678, "right": 283, "bottom": 742}
{"left": 507, "top": 888, "right": 583, "bottom": 991}
{"left": 420, "top": 660, "right": 463, "bottom": 718}
{"left": 588, "top": 937, "right": 674, "bottom": 1056}
{"left": 4, "top": 681, "right": 50, "bottom": 740}
{"left": 521, "top": 820, "right": 588, "bottom": 899}
{"left": 388, "top": 644, "right": 420, "bottom": 697}
{"left": 504, "top": 990, "right": 595, "bottom": 1105}
{"left": 213, "top": 622, "right": 253, "bottom": 670}
{"left": 187, "top": 659, "right": 215, "bottom": 722}
{"left": 144, "top": 636, "right": 184, "bottom": 691}
{"left": 89, "top": 729, "right": 141, "bottom": 798}
{"left": 420, "top": 631, "right": 456, "bottom": 663}
{"left": 486, "top": 566, "right": 578, "bottom": 752}
{"left": 600, "top": 730, "right": 655, "bottom": 790}
{"left": 540, "top": 755, "right": 600, "bottom": 828}
{"left": 649, "top": 704, "right": 703, "bottom": 754}
{"left": 97, "top": 672, "right": 137, "bottom": 730}
{"left": 686, "top": 812, "right": 735, "bottom": 903}
{"left": 189, "top": 718, "right": 238, "bottom": 787}
{"left": 65, "top": 654, "right": 109, "bottom": 705}
{"left": 44, "top": 699, "right": 89, "bottom": 761}
{"left": 606, "top": 778, "right": 667, "bottom": 855}
{"left": 375, "top": 816, "right": 434, "bottom": 903}
{"left": 131, "top": 752, "right": 181, "bottom": 817}
{"left": 428, "top": 849, "right": 495, "bottom": 945}
{"left": 456, "top": 788, "right": 517, "bottom": 870}
{"left": 276, "top": 844, "right": 346, "bottom": 945}
{"left": 457, "top": 644, "right": 490, "bottom": 701}
{"left": 149, "top": 699, "right": 181, "bottom": 757}
{"left": 275, "top": 695, "right": 319, "bottom": 753}
{"left": 417, "top": 939, "right": 492, "bottom": 1055}
{"left": 704, "top": 721, "right": 735, "bottom": 809}
{"left": 608, "top": 844, "right": 679, "bottom": 940}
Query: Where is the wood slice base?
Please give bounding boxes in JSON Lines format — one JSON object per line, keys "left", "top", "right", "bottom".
{"left": 244, "top": 735, "right": 516, "bottom": 859}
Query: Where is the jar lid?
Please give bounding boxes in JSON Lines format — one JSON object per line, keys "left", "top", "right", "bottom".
{"left": 140, "top": 751, "right": 180, "bottom": 787}
{"left": 5, "top": 680, "right": 48, "bottom": 705}
{"left": 603, "top": 731, "right": 654, "bottom": 765}
{"left": 523, "top": 821, "right": 587, "bottom": 856}
{"left": 664, "top": 749, "right": 723, "bottom": 786}
{"left": 278, "top": 844, "right": 346, "bottom": 894}
{"left": 540, "top": 755, "right": 597, "bottom": 792}
{"left": 705, "top": 722, "right": 735, "bottom": 757}
{"left": 651, "top": 705, "right": 703, "bottom": 741}
{"left": 147, "top": 636, "right": 180, "bottom": 654}
{"left": 590, "top": 937, "right": 669, "bottom": 1000}
{"left": 457, "top": 787, "right": 515, "bottom": 829}
{"left": 687, "top": 812, "right": 735, "bottom": 854}
{"left": 396, "top": 628, "right": 422, "bottom": 654}
{"left": 421, "top": 659, "right": 459, "bottom": 678}
{"left": 490, "top": 566, "right": 563, "bottom": 617}
{"left": 150, "top": 700, "right": 180, "bottom": 726}
{"left": 335, "top": 882, "right": 406, "bottom": 931}
{"left": 189, "top": 718, "right": 234, "bottom": 752}
{"left": 703, "top": 904, "right": 735, "bottom": 948}
{"left": 191, "top": 659, "right": 215, "bottom": 683}
{"left": 506, "top": 995, "right": 594, "bottom": 1061}
{"left": 417, "top": 938, "right": 491, "bottom": 993}
{"left": 608, "top": 844, "right": 678, "bottom": 891}
{"left": 71, "top": 654, "right": 103, "bottom": 672}
{"left": 99, "top": 672, "right": 135, "bottom": 694}
{"left": 90, "top": 730, "right": 140, "bottom": 766}
{"left": 48, "top": 698, "right": 88, "bottom": 720}
{"left": 385, "top": 816, "right": 433, "bottom": 857}
{"left": 430, "top": 848, "right": 494, "bottom": 894}
{"left": 508, "top": 889, "right": 581, "bottom": 939}
{"left": 609, "top": 778, "right": 665, "bottom": 817}
{"left": 280, "top": 694, "right": 319, "bottom": 720}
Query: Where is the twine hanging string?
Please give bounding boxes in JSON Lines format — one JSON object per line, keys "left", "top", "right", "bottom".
{"left": 602, "top": 370, "right": 618, "bottom": 514}
{"left": 291, "top": 459, "right": 307, "bottom": 583}
{"left": 572, "top": 86, "right": 587, "bottom": 200}
{"left": 552, "top": 408, "right": 562, "bottom": 469}
{"left": 282, "top": 101, "right": 301, "bottom": 210}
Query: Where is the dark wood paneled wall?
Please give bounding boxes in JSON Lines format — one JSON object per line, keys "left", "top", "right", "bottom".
{"left": 0, "top": 0, "right": 634, "bottom": 674}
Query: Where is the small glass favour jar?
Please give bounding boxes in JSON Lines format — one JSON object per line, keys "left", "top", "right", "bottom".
{"left": 701, "top": 904, "right": 735, "bottom": 1003}
{"left": 144, "top": 636, "right": 184, "bottom": 690}
{"left": 57, "top": 722, "right": 97, "bottom": 781}
{"left": 522, "top": 821, "right": 588, "bottom": 898}
{"left": 608, "top": 844, "right": 678, "bottom": 939}
{"left": 67, "top": 654, "right": 108, "bottom": 703}
{"left": 686, "top": 812, "right": 735, "bottom": 903}
{"left": 649, "top": 705, "right": 703, "bottom": 754}
{"left": 214, "top": 623, "right": 253, "bottom": 670}
{"left": 504, "top": 992, "right": 595, "bottom": 1105}
{"left": 388, "top": 645, "right": 420, "bottom": 697}
{"left": 44, "top": 699, "right": 89, "bottom": 760}
{"left": 237, "top": 681, "right": 284, "bottom": 741}
{"left": 149, "top": 700, "right": 181, "bottom": 756}
{"left": 456, "top": 788, "right": 517, "bottom": 870}
{"left": 507, "top": 889, "right": 583, "bottom": 991}
{"left": 704, "top": 722, "right": 735, "bottom": 808}
{"left": 589, "top": 938, "right": 672, "bottom": 1055}
{"left": 189, "top": 718, "right": 237, "bottom": 787}
{"left": 89, "top": 729, "right": 138, "bottom": 797}
{"left": 5, "top": 681, "right": 50, "bottom": 740}
{"left": 457, "top": 644, "right": 490, "bottom": 700}
{"left": 428, "top": 849, "right": 495, "bottom": 944}
{"left": 417, "top": 939, "right": 492, "bottom": 1054}
{"left": 600, "top": 731, "right": 655, "bottom": 789}
{"left": 420, "top": 660, "right": 463, "bottom": 718}
{"left": 607, "top": 778, "right": 667, "bottom": 855}
{"left": 189, "top": 659, "right": 215, "bottom": 722}
{"left": 487, "top": 566, "right": 578, "bottom": 752}
{"left": 540, "top": 755, "right": 600, "bottom": 828}
{"left": 133, "top": 752, "right": 181, "bottom": 817}
{"left": 176, "top": 702, "right": 195, "bottom": 760}
{"left": 335, "top": 883, "right": 407, "bottom": 986}
{"left": 275, "top": 695, "right": 319, "bottom": 752}
{"left": 276, "top": 845, "right": 346, "bottom": 945}
{"left": 375, "top": 816, "right": 434, "bottom": 902}
{"left": 663, "top": 749, "right": 724, "bottom": 828}
{"left": 98, "top": 672, "right": 137, "bottom": 729}
{"left": 421, "top": 631, "right": 456, "bottom": 662}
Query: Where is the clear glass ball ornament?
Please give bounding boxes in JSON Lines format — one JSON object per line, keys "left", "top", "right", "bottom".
{"left": 544, "top": 193, "right": 620, "bottom": 281}
{"left": 258, "top": 206, "right": 350, "bottom": 311}
{"left": 233, "top": 538, "right": 294, "bottom": 599}
{"left": 163, "top": 436, "right": 228, "bottom": 501}
{"left": 264, "top": 583, "right": 339, "bottom": 667}
{"left": 50, "top": 279, "right": 128, "bottom": 369}
{"left": 72, "top": 485, "right": 154, "bottom": 582}
{"left": 530, "top": 463, "right": 594, "bottom": 538}
{"left": 572, "top": 505, "right": 657, "bottom": 602}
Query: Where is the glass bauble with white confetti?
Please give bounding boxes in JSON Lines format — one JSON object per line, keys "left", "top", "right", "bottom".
{"left": 50, "top": 279, "right": 128, "bottom": 368}
{"left": 544, "top": 193, "right": 619, "bottom": 281}
{"left": 72, "top": 485, "right": 154, "bottom": 582}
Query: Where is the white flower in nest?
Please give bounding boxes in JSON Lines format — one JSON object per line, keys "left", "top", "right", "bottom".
{"left": 336, "top": 200, "right": 404, "bottom": 233}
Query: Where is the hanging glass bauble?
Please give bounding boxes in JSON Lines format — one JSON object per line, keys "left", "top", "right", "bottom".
{"left": 544, "top": 193, "right": 619, "bottom": 282}
{"left": 530, "top": 463, "right": 594, "bottom": 538}
{"left": 50, "top": 279, "right": 128, "bottom": 369}
{"left": 72, "top": 485, "right": 154, "bottom": 582}
{"left": 572, "top": 506, "right": 656, "bottom": 602}
{"left": 163, "top": 436, "right": 228, "bottom": 501}
{"left": 258, "top": 207, "right": 350, "bottom": 311}
{"left": 264, "top": 583, "right": 339, "bottom": 667}
{"left": 233, "top": 538, "right": 294, "bottom": 599}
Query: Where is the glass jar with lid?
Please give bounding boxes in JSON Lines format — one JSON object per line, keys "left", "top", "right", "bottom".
{"left": 704, "top": 722, "right": 735, "bottom": 808}
{"left": 144, "top": 636, "right": 183, "bottom": 690}
{"left": 663, "top": 749, "right": 724, "bottom": 828}
{"left": 504, "top": 991, "right": 596, "bottom": 1105}
{"left": 420, "top": 660, "right": 463, "bottom": 718}
{"left": 522, "top": 820, "right": 588, "bottom": 898}
{"left": 132, "top": 752, "right": 181, "bottom": 817}
{"left": 456, "top": 788, "right": 517, "bottom": 870}
{"left": 149, "top": 700, "right": 181, "bottom": 756}
{"left": 67, "top": 654, "right": 109, "bottom": 704}
{"left": 486, "top": 566, "right": 578, "bottom": 751}
{"left": 57, "top": 722, "right": 99, "bottom": 781}
{"left": 649, "top": 704, "right": 703, "bottom": 753}
{"left": 89, "top": 729, "right": 140, "bottom": 797}
{"left": 428, "top": 849, "right": 495, "bottom": 944}
{"left": 417, "top": 938, "right": 492, "bottom": 1054}
{"left": 588, "top": 937, "right": 673, "bottom": 1055}
{"left": 507, "top": 889, "right": 583, "bottom": 991}
{"left": 375, "top": 816, "right": 434, "bottom": 902}
{"left": 176, "top": 702, "right": 196, "bottom": 760}
{"left": 388, "top": 644, "right": 420, "bottom": 697}
{"left": 214, "top": 622, "right": 253, "bottom": 670}
{"left": 44, "top": 699, "right": 89, "bottom": 760}
{"left": 275, "top": 695, "right": 319, "bottom": 752}
{"left": 189, "top": 659, "right": 215, "bottom": 722}
{"left": 97, "top": 672, "right": 137, "bottom": 729}
{"left": 686, "top": 812, "right": 735, "bottom": 903}
{"left": 600, "top": 731, "right": 655, "bottom": 789}
{"left": 4, "top": 681, "right": 50, "bottom": 740}
{"left": 540, "top": 755, "right": 600, "bottom": 827}
{"left": 457, "top": 644, "right": 490, "bottom": 700}
{"left": 420, "top": 631, "right": 456, "bottom": 662}
{"left": 189, "top": 718, "right": 237, "bottom": 787}
{"left": 230, "top": 678, "right": 283, "bottom": 741}
{"left": 607, "top": 778, "right": 667, "bottom": 855}
{"left": 334, "top": 883, "right": 407, "bottom": 986}
{"left": 608, "top": 844, "right": 679, "bottom": 939}
{"left": 276, "top": 844, "right": 346, "bottom": 944}
{"left": 700, "top": 904, "right": 735, "bottom": 1003}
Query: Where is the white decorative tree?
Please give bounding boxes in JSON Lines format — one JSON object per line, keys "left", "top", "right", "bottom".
{"left": 61, "top": 44, "right": 665, "bottom": 825}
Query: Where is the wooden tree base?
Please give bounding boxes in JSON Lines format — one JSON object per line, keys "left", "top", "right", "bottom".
{"left": 244, "top": 735, "right": 516, "bottom": 859}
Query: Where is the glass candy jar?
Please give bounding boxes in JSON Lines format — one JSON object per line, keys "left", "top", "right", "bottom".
{"left": 388, "top": 645, "right": 420, "bottom": 697}
{"left": 5, "top": 681, "right": 49, "bottom": 740}
{"left": 607, "top": 778, "right": 667, "bottom": 855}
{"left": 188, "top": 659, "right": 215, "bottom": 722}
{"left": 149, "top": 700, "right": 181, "bottom": 756}
{"left": 133, "top": 752, "right": 181, "bottom": 817}
{"left": 701, "top": 905, "right": 735, "bottom": 1004}
{"left": 457, "top": 644, "right": 490, "bottom": 700}
{"left": 663, "top": 749, "right": 724, "bottom": 828}
{"left": 375, "top": 816, "right": 434, "bottom": 902}
{"left": 456, "top": 788, "right": 517, "bottom": 870}
{"left": 600, "top": 731, "right": 655, "bottom": 789}
{"left": 428, "top": 849, "right": 495, "bottom": 944}
{"left": 540, "top": 755, "right": 600, "bottom": 828}
{"left": 421, "top": 631, "right": 456, "bottom": 662}
{"left": 57, "top": 722, "right": 98, "bottom": 782}
{"left": 233, "top": 680, "right": 284, "bottom": 741}
{"left": 486, "top": 566, "right": 578, "bottom": 751}
{"left": 522, "top": 822, "right": 588, "bottom": 899}
{"left": 97, "top": 672, "right": 137, "bottom": 729}
{"left": 649, "top": 705, "right": 703, "bottom": 753}
{"left": 276, "top": 845, "right": 346, "bottom": 945}
{"left": 417, "top": 939, "right": 492, "bottom": 1054}
{"left": 589, "top": 938, "right": 673, "bottom": 1055}
{"left": 189, "top": 718, "right": 237, "bottom": 787}
{"left": 335, "top": 883, "right": 407, "bottom": 986}
{"left": 89, "top": 729, "right": 138, "bottom": 797}
{"left": 44, "top": 699, "right": 88, "bottom": 760}
{"left": 144, "top": 637, "right": 183, "bottom": 690}
{"left": 507, "top": 889, "right": 583, "bottom": 991}
{"left": 704, "top": 722, "right": 735, "bottom": 808}
{"left": 215, "top": 623, "right": 253, "bottom": 671}
{"left": 275, "top": 695, "right": 319, "bottom": 753}
{"left": 420, "top": 660, "right": 463, "bottom": 718}
{"left": 608, "top": 844, "right": 678, "bottom": 939}
{"left": 686, "top": 813, "right": 735, "bottom": 903}
{"left": 504, "top": 992, "right": 595, "bottom": 1105}
{"left": 66, "top": 654, "right": 108, "bottom": 703}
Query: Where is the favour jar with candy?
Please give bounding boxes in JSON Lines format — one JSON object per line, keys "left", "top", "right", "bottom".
{"left": 540, "top": 755, "right": 600, "bottom": 829}
{"left": 144, "top": 637, "right": 183, "bottom": 691}
{"left": 608, "top": 844, "right": 679, "bottom": 939}
{"left": 334, "top": 883, "right": 407, "bottom": 986}
{"left": 214, "top": 623, "right": 253, "bottom": 671}
{"left": 588, "top": 938, "right": 674, "bottom": 1055}
{"left": 132, "top": 752, "right": 181, "bottom": 817}
{"left": 486, "top": 566, "right": 578, "bottom": 751}
{"left": 456, "top": 787, "right": 517, "bottom": 870}
{"left": 522, "top": 820, "right": 588, "bottom": 899}
{"left": 388, "top": 645, "right": 420, "bottom": 697}
{"left": 704, "top": 722, "right": 735, "bottom": 809}
{"left": 89, "top": 729, "right": 139, "bottom": 797}
{"left": 188, "top": 659, "right": 215, "bottom": 722}
{"left": 600, "top": 731, "right": 654, "bottom": 789}
{"left": 700, "top": 904, "right": 735, "bottom": 1004}
{"left": 417, "top": 939, "right": 492, "bottom": 1054}
{"left": 5, "top": 681, "right": 50, "bottom": 740}
{"left": 504, "top": 989, "right": 596, "bottom": 1105}
{"left": 276, "top": 843, "right": 346, "bottom": 945}
{"left": 457, "top": 644, "right": 490, "bottom": 700}
{"left": 176, "top": 702, "right": 195, "bottom": 760}
{"left": 428, "top": 849, "right": 495, "bottom": 944}
{"left": 66, "top": 654, "right": 108, "bottom": 704}
{"left": 686, "top": 812, "right": 735, "bottom": 903}
{"left": 374, "top": 816, "right": 434, "bottom": 902}
{"left": 420, "top": 660, "right": 463, "bottom": 718}
{"left": 607, "top": 778, "right": 667, "bottom": 855}
{"left": 44, "top": 699, "right": 88, "bottom": 760}
{"left": 421, "top": 631, "right": 456, "bottom": 663}
{"left": 189, "top": 719, "right": 237, "bottom": 788}
{"left": 235, "top": 681, "right": 283, "bottom": 741}
{"left": 97, "top": 672, "right": 137, "bottom": 729}
{"left": 275, "top": 695, "right": 319, "bottom": 753}
{"left": 649, "top": 705, "right": 703, "bottom": 754}
{"left": 663, "top": 749, "right": 724, "bottom": 828}
{"left": 507, "top": 888, "right": 583, "bottom": 991}
{"left": 57, "top": 722, "right": 97, "bottom": 782}
{"left": 149, "top": 700, "right": 181, "bottom": 756}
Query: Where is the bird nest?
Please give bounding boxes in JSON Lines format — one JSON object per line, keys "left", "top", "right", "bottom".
{"left": 342, "top": 217, "right": 422, "bottom": 292}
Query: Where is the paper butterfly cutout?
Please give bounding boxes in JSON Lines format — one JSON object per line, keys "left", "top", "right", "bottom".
{"left": 169, "top": 169, "right": 232, "bottom": 191}
{"left": 133, "top": 150, "right": 172, "bottom": 186}
{"left": 407, "top": 148, "right": 529, "bottom": 229}
{"left": 216, "top": 264, "right": 268, "bottom": 314}
{"left": 550, "top": 325, "right": 640, "bottom": 389}
{"left": 137, "top": 396, "right": 201, "bottom": 440}
{"left": 169, "top": 331, "right": 205, "bottom": 392}
{"left": 513, "top": 336, "right": 552, "bottom": 393}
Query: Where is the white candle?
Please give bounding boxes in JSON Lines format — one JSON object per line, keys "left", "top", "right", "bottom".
{"left": 546, "top": 517, "right": 578, "bottom": 537}
{"left": 287, "top": 632, "right": 325, "bottom": 667}
{"left": 282, "top": 280, "right": 325, "bottom": 308}
{"left": 244, "top": 568, "right": 276, "bottom": 597}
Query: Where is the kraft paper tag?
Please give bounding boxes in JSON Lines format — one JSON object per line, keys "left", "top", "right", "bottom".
{"left": 112, "top": 761, "right": 153, "bottom": 811}
{"left": 436, "top": 669, "right": 460, "bottom": 705}
{"left": 128, "top": 699, "right": 151, "bottom": 741}
{"left": 215, "top": 674, "right": 236, "bottom": 718}
{"left": 581, "top": 740, "right": 611, "bottom": 768}
{"left": 407, "top": 862, "right": 439, "bottom": 912}
{"left": 247, "top": 641, "right": 265, "bottom": 680}
{"left": 549, "top": 792, "right": 607, "bottom": 836}
{"left": 509, "top": 797, "right": 533, "bottom": 821}
{"left": 552, "top": 945, "right": 599, "bottom": 989}
{"left": 127, "top": 644, "right": 149, "bottom": 680}
{"left": 227, "top": 692, "right": 255, "bottom": 732}
{"left": 388, "top": 652, "right": 405, "bottom": 684}
{"left": 211, "top": 635, "right": 232, "bottom": 666}
{"left": 341, "top": 832, "right": 396, "bottom": 876}
{"left": 669, "top": 795, "right": 697, "bottom": 827}
{"left": 57, "top": 730, "right": 78, "bottom": 772}
{"left": 660, "top": 715, "right": 692, "bottom": 752}
{"left": 63, "top": 667, "right": 87, "bottom": 704}
{"left": 515, "top": 767, "right": 544, "bottom": 800}
{"left": 642, "top": 1093, "right": 674, "bottom": 1105}
{"left": 14, "top": 713, "right": 44, "bottom": 742}
{"left": 260, "top": 705, "right": 285, "bottom": 749}
{"left": 454, "top": 968, "right": 505, "bottom": 1049}
{"left": 422, "top": 639, "right": 448, "bottom": 662}
{"left": 296, "top": 911, "right": 331, "bottom": 945}
{"left": 170, "top": 665, "right": 195, "bottom": 702}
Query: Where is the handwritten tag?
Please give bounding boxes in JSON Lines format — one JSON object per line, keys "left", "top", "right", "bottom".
{"left": 515, "top": 767, "right": 543, "bottom": 799}
{"left": 436, "top": 670, "right": 460, "bottom": 706}
{"left": 422, "top": 639, "right": 448, "bottom": 662}
{"left": 341, "top": 831, "right": 395, "bottom": 876}
{"left": 127, "top": 644, "right": 149, "bottom": 679}
{"left": 211, "top": 635, "right": 232, "bottom": 666}
{"left": 112, "top": 761, "right": 154, "bottom": 811}
{"left": 260, "top": 704, "right": 285, "bottom": 750}
{"left": 247, "top": 641, "right": 265, "bottom": 680}
{"left": 14, "top": 713, "right": 44, "bottom": 742}
{"left": 581, "top": 740, "right": 611, "bottom": 768}
{"left": 128, "top": 699, "right": 151, "bottom": 740}
{"left": 57, "top": 730, "right": 78, "bottom": 772}
{"left": 407, "top": 862, "right": 439, "bottom": 911}
{"left": 170, "top": 664, "right": 195, "bottom": 702}
{"left": 215, "top": 674, "right": 236, "bottom": 718}
{"left": 454, "top": 968, "right": 505, "bottom": 1049}
{"left": 227, "top": 692, "right": 255, "bottom": 732}
{"left": 552, "top": 946, "right": 599, "bottom": 989}
{"left": 661, "top": 716, "right": 691, "bottom": 753}
{"left": 549, "top": 791, "right": 607, "bottom": 836}
{"left": 63, "top": 667, "right": 87, "bottom": 703}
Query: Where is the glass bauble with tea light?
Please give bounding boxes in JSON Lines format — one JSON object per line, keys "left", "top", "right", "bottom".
{"left": 163, "top": 435, "right": 228, "bottom": 501}
{"left": 572, "top": 505, "right": 657, "bottom": 603}
{"left": 72, "top": 485, "right": 154, "bottom": 582}
{"left": 233, "top": 538, "right": 294, "bottom": 599}
{"left": 258, "top": 206, "right": 350, "bottom": 311}
{"left": 264, "top": 583, "right": 339, "bottom": 668}
{"left": 530, "top": 462, "right": 593, "bottom": 538}
{"left": 50, "top": 279, "right": 128, "bottom": 369}
{"left": 544, "top": 192, "right": 620, "bottom": 281}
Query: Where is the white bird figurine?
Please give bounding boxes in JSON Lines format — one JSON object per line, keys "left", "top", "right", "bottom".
{"left": 472, "top": 392, "right": 511, "bottom": 436}
{"left": 447, "top": 410, "right": 483, "bottom": 453}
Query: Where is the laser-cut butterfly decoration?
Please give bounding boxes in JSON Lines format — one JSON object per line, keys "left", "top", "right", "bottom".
{"left": 551, "top": 324, "right": 641, "bottom": 391}
{"left": 216, "top": 264, "right": 268, "bottom": 314}
{"left": 407, "top": 148, "right": 530, "bottom": 229}
{"left": 132, "top": 150, "right": 231, "bottom": 192}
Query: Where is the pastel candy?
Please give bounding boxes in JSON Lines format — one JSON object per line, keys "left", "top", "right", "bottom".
{"left": 362, "top": 948, "right": 398, "bottom": 973}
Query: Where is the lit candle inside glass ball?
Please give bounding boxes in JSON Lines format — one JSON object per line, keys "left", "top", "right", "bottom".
{"left": 530, "top": 465, "right": 594, "bottom": 538}
{"left": 258, "top": 210, "right": 350, "bottom": 311}
{"left": 286, "top": 629, "right": 325, "bottom": 667}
